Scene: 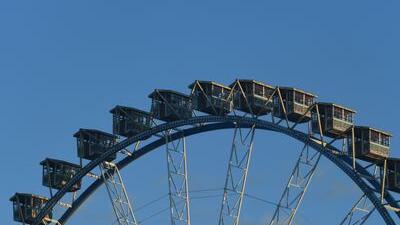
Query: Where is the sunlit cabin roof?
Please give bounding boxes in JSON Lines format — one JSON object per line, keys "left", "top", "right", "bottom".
{"left": 355, "top": 126, "right": 392, "bottom": 137}
{"left": 148, "top": 89, "right": 190, "bottom": 99}
{"left": 73, "top": 129, "right": 117, "bottom": 139}
{"left": 278, "top": 86, "right": 317, "bottom": 97}
{"left": 228, "top": 79, "right": 275, "bottom": 89}
{"left": 40, "top": 158, "right": 81, "bottom": 169}
{"left": 188, "top": 80, "right": 231, "bottom": 90}
{"left": 10, "top": 193, "right": 48, "bottom": 202}
{"left": 110, "top": 105, "right": 151, "bottom": 116}
{"left": 317, "top": 102, "right": 356, "bottom": 113}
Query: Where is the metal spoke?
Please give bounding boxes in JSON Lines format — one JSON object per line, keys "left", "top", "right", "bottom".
{"left": 268, "top": 142, "right": 321, "bottom": 225}
{"left": 100, "top": 162, "right": 138, "bottom": 225}
{"left": 165, "top": 131, "right": 191, "bottom": 225}
{"left": 339, "top": 194, "right": 375, "bottom": 225}
{"left": 29, "top": 115, "right": 400, "bottom": 225}
{"left": 218, "top": 125, "right": 256, "bottom": 225}
{"left": 339, "top": 164, "right": 379, "bottom": 225}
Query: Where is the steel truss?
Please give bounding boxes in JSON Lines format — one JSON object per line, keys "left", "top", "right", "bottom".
{"left": 99, "top": 161, "right": 138, "bottom": 225}
{"left": 218, "top": 125, "right": 256, "bottom": 225}
{"left": 340, "top": 194, "right": 375, "bottom": 225}
{"left": 33, "top": 116, "right": 400, "bottom": 225}
{"left": 165, "top": 131, "right": 191, "bottom": 225}
{"left": 269, "top": 142, "right": 321, "bottom": 225}
{"left": 339, "top": 164, "right": 379, "bottom": 225}
{"left": 267, "top": 101, "right": 324, "bottom": 225}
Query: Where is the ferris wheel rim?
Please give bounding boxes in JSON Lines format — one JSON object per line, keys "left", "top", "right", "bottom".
{"left": 33, "top": 115, "right": 399, "bottom": 225}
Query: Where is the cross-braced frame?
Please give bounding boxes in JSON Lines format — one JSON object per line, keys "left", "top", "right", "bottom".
{"left": 22, "top": 79, "right": 399, "bottom": 225}
{"left": 218, "top": 124, "right": 256, "bottom": 225}
{"left": 99, "top": 161, "right": 138, "bottom": 225}
{"left": 165, "top": 131, "right": 191, "bottom": 225}
{"left": 340, "top": 194, "right": 376, "bottom": 225}
{"left": 268, "top": 141, "right": 321, "bottom": 225}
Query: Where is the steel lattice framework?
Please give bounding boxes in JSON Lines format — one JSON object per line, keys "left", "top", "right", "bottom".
{"left": 340, "top": 194, "right": 376, "bottom": 225}
{"left": 269, "top": 142, "right": 322, "bottom": 225}
{"left": 339, "top": 164, "right": 381, "bottom": 225}
{"left": 99, "top": 161, "right": 138, "bottom": 225}
{"left": 218, "top": 125, "right": 256, "bottom": 225}
{"left": 26, "top": 115, "right": 400, "bottom": 225}
{"left": 9, "top": 80, "right": 398, "bottom": 225}
{"left": 165, "top": 132, "right": 191, "bottom": 225}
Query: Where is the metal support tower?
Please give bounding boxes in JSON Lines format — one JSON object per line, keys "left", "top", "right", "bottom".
{"left": 99, "top": 161, "right": 138, "bottom": 225}
{"left": 165, "top": 131, "right": 191, "bottom": 225}
{"left": 218, "top": 125, "right": 256, "bottom": 225}
{"left": 339, "top": 164, "right": 379, "bottom": 225}
{"left": 269, "top": 142, "right": 321, "bottom": 225}
{"left": 339, "top": 194, "right": 375, "bottom": 225}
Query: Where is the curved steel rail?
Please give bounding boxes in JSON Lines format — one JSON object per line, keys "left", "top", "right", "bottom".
{"left": 33, "top": 116, "right": 399, "bottom": 225}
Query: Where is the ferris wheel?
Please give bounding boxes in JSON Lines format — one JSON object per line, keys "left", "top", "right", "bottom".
{"left": 9, "top": 79, "right": 400, "bottom": 225}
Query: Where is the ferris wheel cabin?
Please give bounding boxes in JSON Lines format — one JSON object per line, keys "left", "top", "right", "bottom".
{"left": 110, "top": 105, "right": 152, "bottom": 138}
{"left": 40, "top": 158, "right": 82, "bottom": 192}
{"left": 311, "top": 103, "right": 356, "bottom": 138}
{"left": 349, "top": 126, "right": 391, "bottom": 162}
{"left": 10, "top": 193, "right": 52, "bottom": 224}
{"left": 384, "top": 158, "right": 400, "bottom": 193}
{"left": 189, "top": 80, "right": 233, "bottom": 116}
{"left": 229, "top": 79, "right": 275, "bottom": 116}
{"left": 74, "top": 129, "right": 117, "bottom": 162}
{"left": 273, "top": 87, "right": 316, "bottom": 123}
{"left": 148, "top": 89, "right": 192, "bottom": 122}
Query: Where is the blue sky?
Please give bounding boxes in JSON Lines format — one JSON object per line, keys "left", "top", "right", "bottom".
{"left": 1, "top": 1, "right": 400, "bottom": 224}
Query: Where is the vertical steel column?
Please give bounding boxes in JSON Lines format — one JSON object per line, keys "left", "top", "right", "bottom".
{"left": 99, "top": 162, "right": 138, "bottom": 225}
{"left": 339, "top": 194, "right": 375, "bottom": 225}
{"left": 165, "top": 131, "right": 191, "bottom": 225}
{"left": 268, "top": 142, "right": 321, "bottom": 225}
{"left": 218, "top": 125, "right": 256, "bottom": 225}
